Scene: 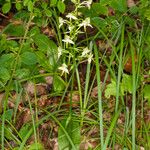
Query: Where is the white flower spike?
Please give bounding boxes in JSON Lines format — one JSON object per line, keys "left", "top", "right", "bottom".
{"left": 58, "top": 63, "right": 69, "bottom": 74}
{"left": 81, "top": 0, "right": 92, "bottom": 9}
{"left": 81, "top": 47, "right": 91, "bottom": 57}
{"left": 58, "top": 46, "right": 63, "bottom": 59}
{"left": 79, "top": 17, "right": 92, "bottom": 30}
{"left": 62, "top": 35, "right": 74, "bottom": 44}
{"left": 88, "top": 53, "right": 93, "bottom": 64}
{"left": 59, "top": 17, "right": 66, "bottom": 28}
{"left": 66, "top": 13, "right": 77, "bottom": 20}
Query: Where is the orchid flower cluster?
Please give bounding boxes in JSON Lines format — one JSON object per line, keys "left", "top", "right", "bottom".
{"left": 58, "top": 0, "right": 93, "bottom": 75}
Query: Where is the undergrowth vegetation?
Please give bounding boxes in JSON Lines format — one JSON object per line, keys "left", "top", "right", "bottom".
{"left": 0, "top": 0, "right": 150, "bottom": 149}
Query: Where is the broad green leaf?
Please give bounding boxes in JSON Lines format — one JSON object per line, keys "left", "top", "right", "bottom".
{"left": 2, "top": 2, "right": 11, "bottom": 14}
{"left": 35, "top": 51, "right": 52, "bottom": 70}
{"left": 19, "top": 123, "right": 30, "bottom": 139}
{"left": 121, "top": 74, "right": 132, "bottom": 93}
{"left": 4, "top": 24, "right": 25, "bottom": 36}
{"left": 53, "top": 75, "right": 66, "bottom": 92}
{"left": 57, "top": 1, "right": 66, "bottom": 13}
{"left": 21, "top": 52, "right": 37, "bottom": 65}
{"left": 23, "top": 0, "right": 30, "bottom": 6}
{"left": 105, "top": 80, "right": 117, "bottom": 98}
{"left": 91, "top": 17, "right": 107, "bottom": 29}
{"left": 0, "top": 67, "right": 10, "bottom": 83}
{"left": 15, "top": 68, "right": 30, "bottom": 79}
{"left": 110, "top": 0, "right": 127, "bottom": 13}
{"left": 45, "top": 9, "right": 52, "bottom": 17}
{"left": 28, "top": 142, "right": 44, "bottom": 150}
{"left": 28, "top": 1, "right": 33, "bottom": 12}
{"left": 58, "top": 117, "right": 80, "bottom": 150}
{"left": 50, "top": 0, "right": 57, "bottom": 7}
{"left": 0, "top": 53, "right": 14, "bottom": 68}
{"left": 143, "top": 85, "right": 150, "bottom": 101}
{"left": 33, "top": 34, "right": 57, "bottom": 53}
{"left": 2, "top": 109, "right": 13, "bottom": 121}
{"left": 33, "top": 34, "right": 57, "bottom": 66}
{"left": 16, "top": 2, "right": 22, "bottom": 10}
{"left": 92, "top": 3, "right": 108, "bottom": 16}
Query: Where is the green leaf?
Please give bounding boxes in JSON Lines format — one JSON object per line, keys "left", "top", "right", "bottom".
{"left": 23, "top": 0, "right": 30, "bottom": 6}
{"left": 19, "top": 123, "right": 30, "bottom": 139}
{"left": 33, "top": 34, "right": 57, "bottom": 52}
{"left": 33, "top": 34, "right": 57, "bottom": 66}
{"left": 28, "top": 1, "right": 33, "bottom": 12}
{"left": 53, "top": 75, "right": 66, "bottom": 92}
{"left": 21, "top": 52, "right": 37, "bottom": 65}
{"left": 0, "top": 67, "right": 10, "bottom": 83}
{"left": 121, "top": 74, "right": 132, "bottom": 93}
{"left": 110, "top": 0, "right": 127, "bottom": 13}
{"left": 45, "top": 9, "right": 52, "bottom": 17}
{"left": 91, "top": 17, "right": 107, "bottom": 29}
{"left": 15, "top": 68, "right": 30, "bottom": 79}
{"left": 0, "top": 53, "right": 14, "bottom": 68}
{"left": 105, "top": 80, "right": 117, "bottom": 98}
{"left": 58, "top": 117, "right": 80, "bottom": 150}
{"left": 35, "top": 51, "right": 52, "bottom": 70}
{"left": 50, "top": 0, "right": 57, "bottom": 7}
{"left": 57, "top": 1, "right": 66, "bottom": 13}
{"left": 4, "top": 24, "right": 25, "bottom": 36}
{"left": 92, "top": 3, "right": 108, "bottom": 16}
{"left": 16, "top": 2, "right": 22, "bottom": 11}
{"left": 2, "top": 109, "right": 13, "bottom": 121}
{"left": 28, "top": 142, "right": 44, "bottom": 150}
{"left": 2, "top": 2, "right": 11, "bottom": 14}
{"left": 143, "top": 85, "right": 150, "bottom": 101}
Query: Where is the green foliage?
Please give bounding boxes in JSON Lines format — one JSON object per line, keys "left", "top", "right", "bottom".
{"left": 33, "top": 34, "right": 58, "bottom": 67}
{"left": 105, "top": 74, "right": 135, "bottom": 98}
{"left": 53, "top": 75, "right": 66, "bottom": 92}
{"left": 57, "top": 0, "right": 66, "bottom": 13}
{"left": 58, "top": 117, "right": 81, "bottom": 149}
{"left": 2, "top": 2, "right": 11, "bottom": 14}
{"left": 4, "top": 24, "right": 25, "bottom": 37}
{"left": 21, "top": 52, "right": 37, "bottom": 66}
{"left": 143, "top": 85, "right": 150, "bottom": 102}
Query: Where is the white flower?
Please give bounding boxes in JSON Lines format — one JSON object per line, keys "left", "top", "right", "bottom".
{"left": 88, "top": 53, "right": 93, "bottom": 64}
{"left": 66, "top": 13, "right": 77, "bottom": 20}
{"left": 68, "top": 25, "right": 74, "bottom": 32}
{"left": 59, "top": 17, "right": 66, "bottom": 28}
{"left": 58, "top": 46, "right": 63, "bottom": 59}
{"left": 81, "top": 47, "right": 90, "bottom": 57}
{"left": 81, "top": 0, "right": 92, "bottom": 9}
{"left": 79, "top": 17, "right": 92, "bottom": 30}
{"left": 58, "top": 63, "right": 69, "bottom": 74}
{"left": 62, "top": 35, "right": 74, "bottom": 44}
{"left": 71, "top": 0, "right": 77, "bottom": 4}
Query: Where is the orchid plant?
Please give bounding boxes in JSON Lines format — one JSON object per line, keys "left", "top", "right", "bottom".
{"left": 58, "top": 0, "right": 93, "bottom": 75}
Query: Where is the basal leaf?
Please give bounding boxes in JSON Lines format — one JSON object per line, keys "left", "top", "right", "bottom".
{"left": 4, "top": 24, "right": 25, "bottom": 36}
{"left": 0, "top": 53, "right": 14, "bottom": 68}
{"left": 2, "top": 2, "right": 11, "bottom": 14}
{"left": 33, "top": 34, "right": 58, "bottom": 66}
{"left": 57, "top": 1, "right": 66, "bottom": 13}
{"left": 143, "top": 85, "right": 150, "bottom": 102}
{"left": 0, "top": 67, "right": 10, "bottom": 83}
{"left": 58, "top": 117, "right": 80, "bottom": 150}
{"left": 121, "top": 74, "right": 132, "bottom": 93}
{"left": 21, "top": 52, "right": 37, "bottom": 65}
{"left": 53, "top": 75, "right": 66, "bottom": 92}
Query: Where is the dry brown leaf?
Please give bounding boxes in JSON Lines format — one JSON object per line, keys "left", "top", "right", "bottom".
{"left": 45, "top": 76, "right": 53, "bottom": 85}
{"left": 67, "top": 92, "right": 80, "bottom": 107}
{"left": 25, "top": 82, "right": 48, "bottom": 96}
{"left": 127, "top": 0, "right": 136, "bottom": 8}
